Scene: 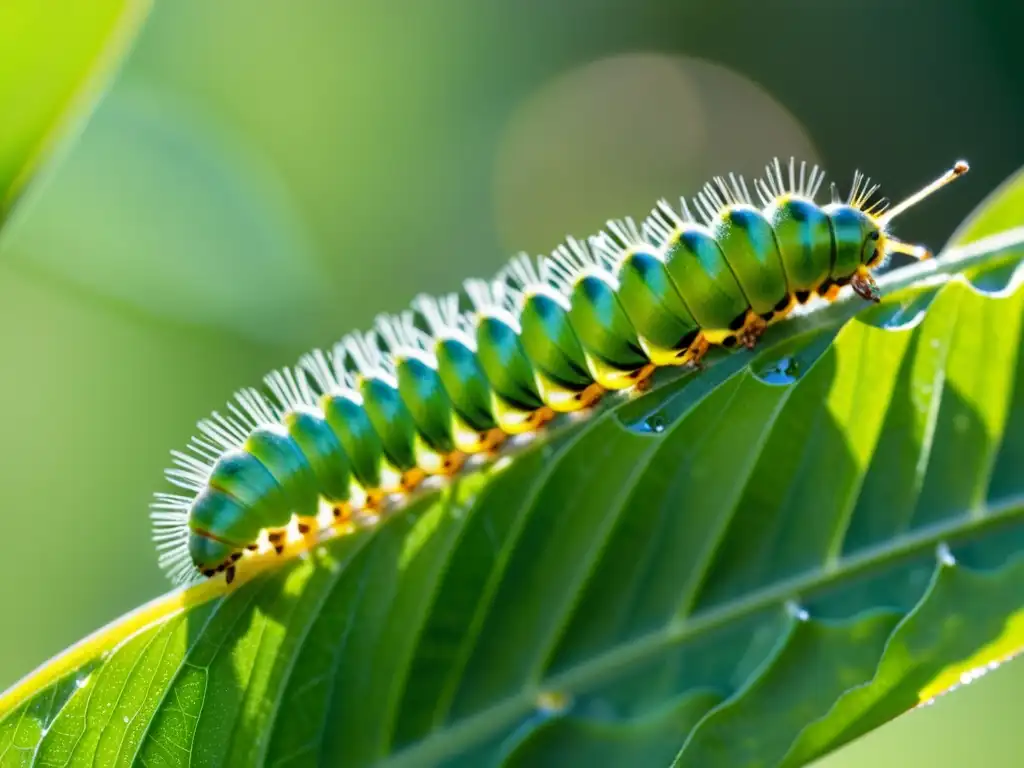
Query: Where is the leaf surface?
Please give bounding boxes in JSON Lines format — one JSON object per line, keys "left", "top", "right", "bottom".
{"left": 2, "top": 182, "right": 1024, "bottom": 767}
{"left": 0, "top": 0, "right": 151, "bottom": 226}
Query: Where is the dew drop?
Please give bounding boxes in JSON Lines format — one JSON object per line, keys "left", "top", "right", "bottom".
{"left": 123, "top": 715, "right": 130, "bottom": 724}
{"left": 937, "top": 541, "right": 956, "bottom": 566}
{"left": 756, "top": 355, "right": 800, "bottom": 385}
{"left": 786, "top": 600, "right": 810, "bottom": 621}
{"left": 629, "top": 412, "right": 668, "bottom": 433}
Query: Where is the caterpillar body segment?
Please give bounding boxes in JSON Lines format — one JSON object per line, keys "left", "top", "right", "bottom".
{"left": 548, "top": 237, "right": 655, "bottom": 391}
{"left": 497, "top": 255, "right": 601, "bottom": 413}
{"left": 413, "top": 293, "right": 503, "bottom": 452}
{"left": 596, "top": 218, "right": 702, "bottom": 368}
{"left": 645, "top": 203, "right": 751, "bottom": 348}
{"left": 464, "top": 278, "right": 549, "bottom": 430}
{"left": 151, "top": 158, "right": 969, "bottom": 586}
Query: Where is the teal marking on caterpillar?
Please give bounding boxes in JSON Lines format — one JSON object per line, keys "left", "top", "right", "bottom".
{"left": 151, "top": 158, "right": 969, "bottom": 585}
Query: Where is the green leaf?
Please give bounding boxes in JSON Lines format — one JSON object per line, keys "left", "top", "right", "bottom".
{"left": 947, "top": 163, "right": 1024, "bottom": 246}
{"left": 0, "top": 86, "right": 336, "bottom": 346}
{"left": 0, "top": 0, "right": 152, "bottom": 226}
{"left": 2, "top": 192, "right": 1024, "bottom": 765}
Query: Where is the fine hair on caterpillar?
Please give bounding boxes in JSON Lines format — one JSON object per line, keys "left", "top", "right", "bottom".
{"left": 151, "top": 157, "right": 969, "bottom": 586}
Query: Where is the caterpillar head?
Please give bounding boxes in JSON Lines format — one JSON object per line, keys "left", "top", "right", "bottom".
{"left": 821, "top": 203, "right": 885, "bottom": 266}
{"left": 864, "top": 160, "right": 969, "bottom": 269}
{"left": 819, "top": 161, "right": 968, "bottom": 303}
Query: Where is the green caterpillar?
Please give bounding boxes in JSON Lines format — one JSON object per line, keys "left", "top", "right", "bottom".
{"left": 151, "top": 158, "right": 969, "bottom": 585}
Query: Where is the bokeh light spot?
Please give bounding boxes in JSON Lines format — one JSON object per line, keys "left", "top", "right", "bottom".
{"left": 494, "top": 52, "right": 820, "bottom": 254}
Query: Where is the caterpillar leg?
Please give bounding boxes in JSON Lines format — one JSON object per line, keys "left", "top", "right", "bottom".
{"left": 296, "top": 515, "right": 318, "bottom": 536}
{"left": 205, "top": 550, "right": 243, "bottom": 584}
{"left": 479, "top": 427, "right": 508, "bottom": 452}
{"left": 633, "top": 371, "right": 657, "bottom": 393}
{"left": 736, "top": 311, "right": 769, "bottom": 350}
{"left": 439, "top": 451, "right": 467, "bottom": 475}
{"left": 535, "top": 376, "right": 604, "bottom": 414}
{"left": 268, "top": 530, "right": 287, "bottom": 555}
{"left": 364, "top": 488, "right": 387, "bottom": 509}
{"left": 676, "top": 333, "right": 711, "bottom": 371}
{"left": 415, "top": 445, "right": 467, "bottom": 476}
{"left": 492, "top": 398, "right": 555, "bottom": 436}
{"left": 401, "top": 468, "right": 428, "bottom": 492}
{"left": 452, "top": 418, "right": 506, "bottom": 455}
{"left": 575, "top": 382, "right": 605, "bottom": 409}
{"left": 850, "top": 267, "right": 881, "bottom": 303}
{"left": 625, "top": 364, "right": 658, "bottom": 393}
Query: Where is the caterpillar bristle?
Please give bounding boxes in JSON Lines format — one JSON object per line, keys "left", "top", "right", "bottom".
{"left": 236, "top": 388, "right": 279, "bottom": 429}
{"left": 546, "top": 236, "right": 614, "bottom": 297}
{"left": 646, "top": 197, "right": 699, "bottom": 245}
{"left": 733, "top": 173, "right": 754, "bottom": 205}
{"left": 149, "top": 491, "right": 203, "bottom": 586}
{"left": 345, "top": 329, "right": 395, "bottom": 381}
{"left": 607, "top": 217, "right": 645, "bottom": 247}
{"left": 693, "top": 184, "right": 723, "bottom": 225}
{"left": 865, "top": 196, "right": 891, "bottom": 217}
{"left": 151, "top": 155, "right": 968, "bottom": 585}
{"left": 375, "top": 310, "right": 433, "bottom": 360}
{"left": 413, "top": 292, "right": 477, "bottom": 346}
{"left": 265, "top": 367, "right": 315, "bottom": 413}
{"left": 502, "top": 253, "right": 542, "bottom": 290}
{"left": 300, "top": 346, "right": 355, "bottom": 396}
{"left": 754, "top": 158, "right": 825, "bottom": 206}
{"left": 592, "top": 217, "right": 646, "bottom": 267}
{"left": 847, "top": 169, "right": 886, "bottom": 213}
{"left": 640, "top": 213, "right": 669, "bottom": 245}
{"left": 465, "top": 276, "right": 509, "bottom": 319}
{"left": 492, "top": 253, "right": 537, "bottom": 314}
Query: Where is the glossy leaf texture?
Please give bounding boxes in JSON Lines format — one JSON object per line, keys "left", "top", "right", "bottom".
{"left": 0, "top": 0, "right": 152, "bottom": 226}
{"left": 2, "top": 245, "right": 1024, "bottom": 764}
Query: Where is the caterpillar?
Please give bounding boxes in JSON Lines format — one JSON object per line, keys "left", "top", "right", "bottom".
{"left": 151, "top": 157, "right": 969, "bottom": 586}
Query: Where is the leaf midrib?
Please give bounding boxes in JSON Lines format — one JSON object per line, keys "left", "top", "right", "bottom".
{"left": 377, "top": 493, "right": 1024, "bottom": 768}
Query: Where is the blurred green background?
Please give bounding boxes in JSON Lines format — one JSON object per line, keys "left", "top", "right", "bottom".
{"left": 1, "top": 1, "right": 1022, "bottom": 765}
